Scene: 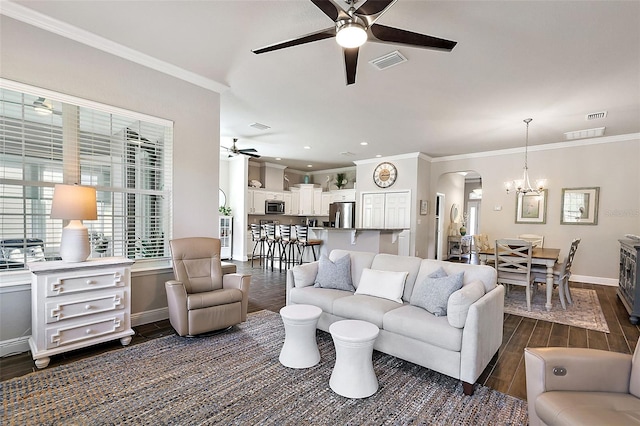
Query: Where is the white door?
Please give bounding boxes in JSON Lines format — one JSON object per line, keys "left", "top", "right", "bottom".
{"left": 385, "top": 191, "right": 411, "bottom": 228}
{"left": 362, "top": 193, "right": 385, "bottom": 228}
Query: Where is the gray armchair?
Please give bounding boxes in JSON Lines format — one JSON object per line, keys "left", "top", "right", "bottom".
{"left": 166, "top": 237, "right": 250, "bottom": 336}
{"left": 525, "top": 343, "right": 640, "bottom": 425}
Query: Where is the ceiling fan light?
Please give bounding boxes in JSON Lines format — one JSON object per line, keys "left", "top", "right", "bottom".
{"left": 336, "top": 24, "right": 367, "bottom": 48}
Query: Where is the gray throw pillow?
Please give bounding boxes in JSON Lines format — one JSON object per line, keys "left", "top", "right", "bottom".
{"left": 410, "top": 271, "right": 464, "bottom": 316}
{"left": 314, "top": 254, "right": 355, "bottom": 292}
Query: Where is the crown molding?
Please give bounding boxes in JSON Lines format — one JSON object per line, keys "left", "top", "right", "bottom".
{"left": 431, "top": 132, "right": 640, "bottom": 163}
{"left": 0, "top": 2, "right": 229, "bottom": 94}
{"left": 353, "top": 152, "right": 428, "bottom": 166}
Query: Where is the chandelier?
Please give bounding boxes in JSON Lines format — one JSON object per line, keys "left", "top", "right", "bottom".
{"left": 504, "top": 118, "right": 546, "bottom": 194}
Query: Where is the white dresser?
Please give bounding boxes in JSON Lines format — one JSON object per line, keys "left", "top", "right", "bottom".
{"left": 28, "top": 257, "right": 135, "bottom": 368}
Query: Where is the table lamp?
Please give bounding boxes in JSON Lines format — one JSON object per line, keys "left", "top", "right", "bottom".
{"left": 50, "top": 184, "right": 97, "bottom": 262}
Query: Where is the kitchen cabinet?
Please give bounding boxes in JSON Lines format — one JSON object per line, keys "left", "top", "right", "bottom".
{"left": 361, "top": 191, "right": 411, "bottom": 229}
{"left": 320, "top": 192, "right": 332, "bottom": 216}
{"left": 247, "top": 189, "right": 267, "bottom": 215}
{"left": 219, "top": 216, "right": 232, "bottom": 259}
{"left": 331, "top": 189, "right": 356, "bottom": 202}
{"left": 296, "top": 184, "right": 321, "bottom": 216}
{"left": 27, "top": 257, "right": 135, "bottom": 368}
{"left": 619, "top": 239, "right": 640, "bottom": 324}
{"left": 287, "top": 188, "right": 301, "bottom": 215}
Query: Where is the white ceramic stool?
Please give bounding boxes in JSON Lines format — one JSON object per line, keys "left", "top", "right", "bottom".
{"left": 329, "top": 319, "right": 380, "bottom": 398}
{"left": 279, "top": 304, "right": 323, "bottom": 368}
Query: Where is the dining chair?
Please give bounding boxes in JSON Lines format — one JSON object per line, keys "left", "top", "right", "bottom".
{"left": 295, "top": 225, "right": 322, "bottom": 264}
{"left": 517, "top": 234, "right": 545, "bottom": 248}
{"left": 250, "top": 224, "right": 267, "bottom": 268}
{"left": 264, "top": 223, "right": 284, "bottom": 271}
{"left": 495, "top": 238, "right": 535, "bottom": 311}
{"left": 473, "top": 233, "right": 493, "bottom": 265}
{"left": 532, "top": 238, "right": 581, "bottom": 309}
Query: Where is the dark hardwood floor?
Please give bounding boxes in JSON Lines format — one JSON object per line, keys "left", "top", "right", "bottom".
{"left": 2, "top": 259, "right": 638, "bottom": 402}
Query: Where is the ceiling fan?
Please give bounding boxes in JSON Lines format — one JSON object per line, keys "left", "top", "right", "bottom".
{"left": 223, "top": 138, "right": 261, "bottom": 158}
{"left": 252, "top": 0, "right": 457, "bottom": 85}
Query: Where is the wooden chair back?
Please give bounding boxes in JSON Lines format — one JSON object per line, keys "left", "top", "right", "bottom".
{"left": 517, "top": 234, "right": 544, "bottom": 248}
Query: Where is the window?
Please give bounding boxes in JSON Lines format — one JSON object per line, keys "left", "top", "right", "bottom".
{"left": 0, "top": 80, "right": 173, "bottom": 270}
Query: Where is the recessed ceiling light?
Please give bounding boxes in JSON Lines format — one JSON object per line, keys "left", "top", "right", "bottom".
{"left": 275, "top": 157, "right": 282, "bottom": 161}
{"left": 304, "top": 146, "right": 311, "bottom": 150}
{"left": 307, "top": 164, "right": 313, "bottom": 168}
{"left": 360, "top": 142, "right": 368, "bottom": 146}
{"left": 375, "top": 154, "right": 382, "bottom": 158}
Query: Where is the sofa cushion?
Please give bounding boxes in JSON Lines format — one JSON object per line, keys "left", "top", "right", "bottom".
{"left": 333, "top": 294, "right": 403, "bottom": 328}
{"left": 410, "top": 271, "right": 464, "bottom": 316}
{"left": 289, "top": 286, "right": 351, "bottom": 314}
{"left": 383, "top": 305, "right": 463, "bottom": 352}
{"left": 355, "top": 268, "right": 408, "bottom": 303}
{"left": 292, "top": 262, "right": 318, "bottom": 288}
{"left": 329, "top": 250, "right": 376, "bottom": 289}
{"left": 371, "top": 254, "right": 423, "bottom": 302}
{"left": 314, "top": 254, "right": 355, "bottom": 291}
{"left": 415, "top": 259, "right": 497, "bottom": 293}
{"left": 447, "top": 280, "right": 486, "bottom": 328}
{"left": 536, "top": 391, "right": 640, "bottom": 425}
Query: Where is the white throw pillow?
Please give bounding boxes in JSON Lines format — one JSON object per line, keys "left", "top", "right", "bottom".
{"left": 447, "top": 280, "right": 486, "bottom": 328}
{"left": 292, "top": 262, "right": 319, "bottom": 288}
{"left": 355, "top": 268, "right": 408, "bottom": 303}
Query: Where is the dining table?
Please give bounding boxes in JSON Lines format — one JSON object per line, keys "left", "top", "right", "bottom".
{"left": 479, "top": 247, "right": 561, "bottom": 311}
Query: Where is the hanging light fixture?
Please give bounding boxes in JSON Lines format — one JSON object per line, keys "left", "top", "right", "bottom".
{"left": 504, "top": 118, "right": 546, "bottom": 194}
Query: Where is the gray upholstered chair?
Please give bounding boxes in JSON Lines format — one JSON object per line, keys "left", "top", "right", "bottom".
{"left": 165, "top": 237, "right": 250, "bottom": 336}
{"left": 525, "top": 342, "right": 640, "bottom": 425}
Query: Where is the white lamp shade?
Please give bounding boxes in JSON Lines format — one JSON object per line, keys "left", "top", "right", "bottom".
{"left": 51, "top": 184, "right": 97, "bottom": 220}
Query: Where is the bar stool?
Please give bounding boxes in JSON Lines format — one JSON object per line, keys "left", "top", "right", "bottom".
{"left": 279, "top": 224, "right": 297, "bottom": 269}
{"left": 265, "top": 223, "right": 284, "bottom": 271}
{"left": 250, "top": 224, "right": 266, "bottom": 268}
{"left": 295, "top": 225, "right": 322, "bottom": 264}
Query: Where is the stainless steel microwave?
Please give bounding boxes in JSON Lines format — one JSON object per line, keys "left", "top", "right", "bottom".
{"left": 265, "top": 200, "right": 285, "bottom": 214}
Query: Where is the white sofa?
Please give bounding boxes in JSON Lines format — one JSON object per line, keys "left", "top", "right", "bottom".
{"left": 285, "top": 249, "right": 504, "bottom": 395}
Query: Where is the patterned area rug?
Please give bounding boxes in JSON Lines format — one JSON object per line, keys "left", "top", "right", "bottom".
{"left": 1, "top": 310, "right": 528, "bottom": 425}
{"left": 504, "top": 285, "right": 609, "bottom": 333}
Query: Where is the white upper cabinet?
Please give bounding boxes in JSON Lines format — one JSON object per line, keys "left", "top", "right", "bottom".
{"left": 331, "top": 189, "right": 356, "bottom": 202}
{"left": 361, "top": 191, "right": 410, "bottom": 229}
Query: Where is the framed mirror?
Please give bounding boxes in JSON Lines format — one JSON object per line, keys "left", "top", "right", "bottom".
{"left": 561, "top": 187, "right": 599, "bottom": 225}
{"left": 219, "top": 188, "right": 227, "bottom": 208}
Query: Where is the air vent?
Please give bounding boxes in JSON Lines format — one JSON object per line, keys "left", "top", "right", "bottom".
{"left": 369, "top": 50, "right": 407, "bottom": 71}
{"left": 249, "top": 122, "right": 271, "bottom": 130}
{"left": 585, "top": 111, "right": 607, "bottom": 121}
{"left": 340, "top": 151, "right": 356, "bottom": 156}
{"left": 564, "top": 127, "right": 606, "bottom": 140}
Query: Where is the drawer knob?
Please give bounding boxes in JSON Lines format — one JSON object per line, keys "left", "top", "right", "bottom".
{"left": 85, "top": 304, "right": 93, "bottom": 310}
{"left": 86, "top": 280, "right": 96, "bottom": 285}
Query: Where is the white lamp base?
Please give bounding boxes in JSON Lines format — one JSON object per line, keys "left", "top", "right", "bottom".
{"left": 59, "top": 220, "right": 91, "bottom": 262}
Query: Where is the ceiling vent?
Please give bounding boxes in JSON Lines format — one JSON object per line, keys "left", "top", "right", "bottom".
{"left": 585, "top": 111, "right": 607, "bottom": 121}
{"left": 564, "top": 127, "right": 606, "bottom": 140}
{"left": 369, "top": 50, "right": 407, "bottom": 71}
{"left": 249, "top": 122, "right": 271, "bottom": 131}
{"left": 340, "top": 151, "right": 356, "bottom": 156}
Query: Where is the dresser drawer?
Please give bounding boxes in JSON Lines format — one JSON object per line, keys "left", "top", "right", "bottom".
{"left": 45, "top": 290, "right": 126, "bottom": 324}
{"left": 46, "top": 267, "right": 127, "bottom": 297}
{"left": 46, "top": 312, "right": 126, "bottom": 349}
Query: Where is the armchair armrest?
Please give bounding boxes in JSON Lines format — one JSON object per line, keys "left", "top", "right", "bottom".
{"left": 223, "top": 273, "right": 251, "bottom": 321}
{"left": 525, "top": 347, "right": 632, "bottom": 394}
{"left": 165, "top": 280, "right": 188, "bottom": 336}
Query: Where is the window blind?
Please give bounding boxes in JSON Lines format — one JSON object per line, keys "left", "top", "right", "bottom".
{"left": 0, "top": 82, "right": 173, "bottom": 270}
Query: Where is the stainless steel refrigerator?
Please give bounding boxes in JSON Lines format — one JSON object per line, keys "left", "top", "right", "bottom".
{"left": 329, "top": 202, "right": 355, "bottom": 228}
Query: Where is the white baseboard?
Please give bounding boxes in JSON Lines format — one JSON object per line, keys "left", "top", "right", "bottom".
{"left": 571, "top": 274, "right": 619, "bottom": 287}
{"left": 0, "top": 336, "right": 30, "bottom": 358}
{"left": 131, "top": 307, "right": 169, "bottom": 327}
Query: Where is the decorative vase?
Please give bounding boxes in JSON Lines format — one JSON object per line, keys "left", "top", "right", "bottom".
{"left": 460, "top": 226, "right": 467, "bottom": 236}
{"left": 304, "top": 175, "right": 310, "bottom": 184}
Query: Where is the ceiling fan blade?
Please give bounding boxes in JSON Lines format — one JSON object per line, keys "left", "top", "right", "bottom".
{"left": 310, "top": 0, "right": 344, "bottom": 21}
{"left": 244, "top": 152, "right": 261, "bottom": 158}
{"left": 356, "top": 0, "right": 396, "bottom": 17}
{"left": 238, "top": 148, "right": 258, "bottom": 153}
{"left": 343, "top": 47, "right": 359, "bottom": 86}
{"left": 369, "top": 24, "right": 457, "bottom": 51}
{"left": 252, "top": 27, "right": 336, "bottom": 54}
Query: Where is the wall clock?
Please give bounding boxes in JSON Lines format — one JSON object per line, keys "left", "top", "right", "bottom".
{"left": 373, "top": 162, "right": 398, "bottom": 188}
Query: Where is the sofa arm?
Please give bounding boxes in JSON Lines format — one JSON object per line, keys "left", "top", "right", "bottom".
{"left": 459, "top": 284, "right": 505, "bottom": 385}
{"left": 223, "top": 273, "right": 251, "bottom": 321}
{"left": 285, "top": 261, "right": 319, "bottom": 305}
{"left": 165, "top": 280, "right": 189, "bottom": 336}
{"left": 524, "top": 347, "right": 632, "bottom": 426}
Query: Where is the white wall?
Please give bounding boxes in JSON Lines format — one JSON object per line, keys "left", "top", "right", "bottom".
{"left": 430, "top": 136, "right": 640, "bottom": 283}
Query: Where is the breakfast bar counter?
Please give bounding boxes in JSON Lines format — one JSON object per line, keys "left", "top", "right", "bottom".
{"left": 308, "top": 227, "right": 409, "bottom": 257}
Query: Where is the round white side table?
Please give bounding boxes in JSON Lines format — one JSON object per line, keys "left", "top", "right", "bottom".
{"left": 329, "top": 319, "right": 380, "bottom": 398}
{"left": 279, "top": 304, "right": 323, "bottom": 368}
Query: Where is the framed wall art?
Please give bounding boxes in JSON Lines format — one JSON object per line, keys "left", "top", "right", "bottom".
{"left": 420, "top": 200, "right": 428, "bottom": 216}
{"left": 561, "top": 187, "right": 600, "bottom": 225}
{"left": 515, "top": 190, "right": 547, "bottom": 224}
